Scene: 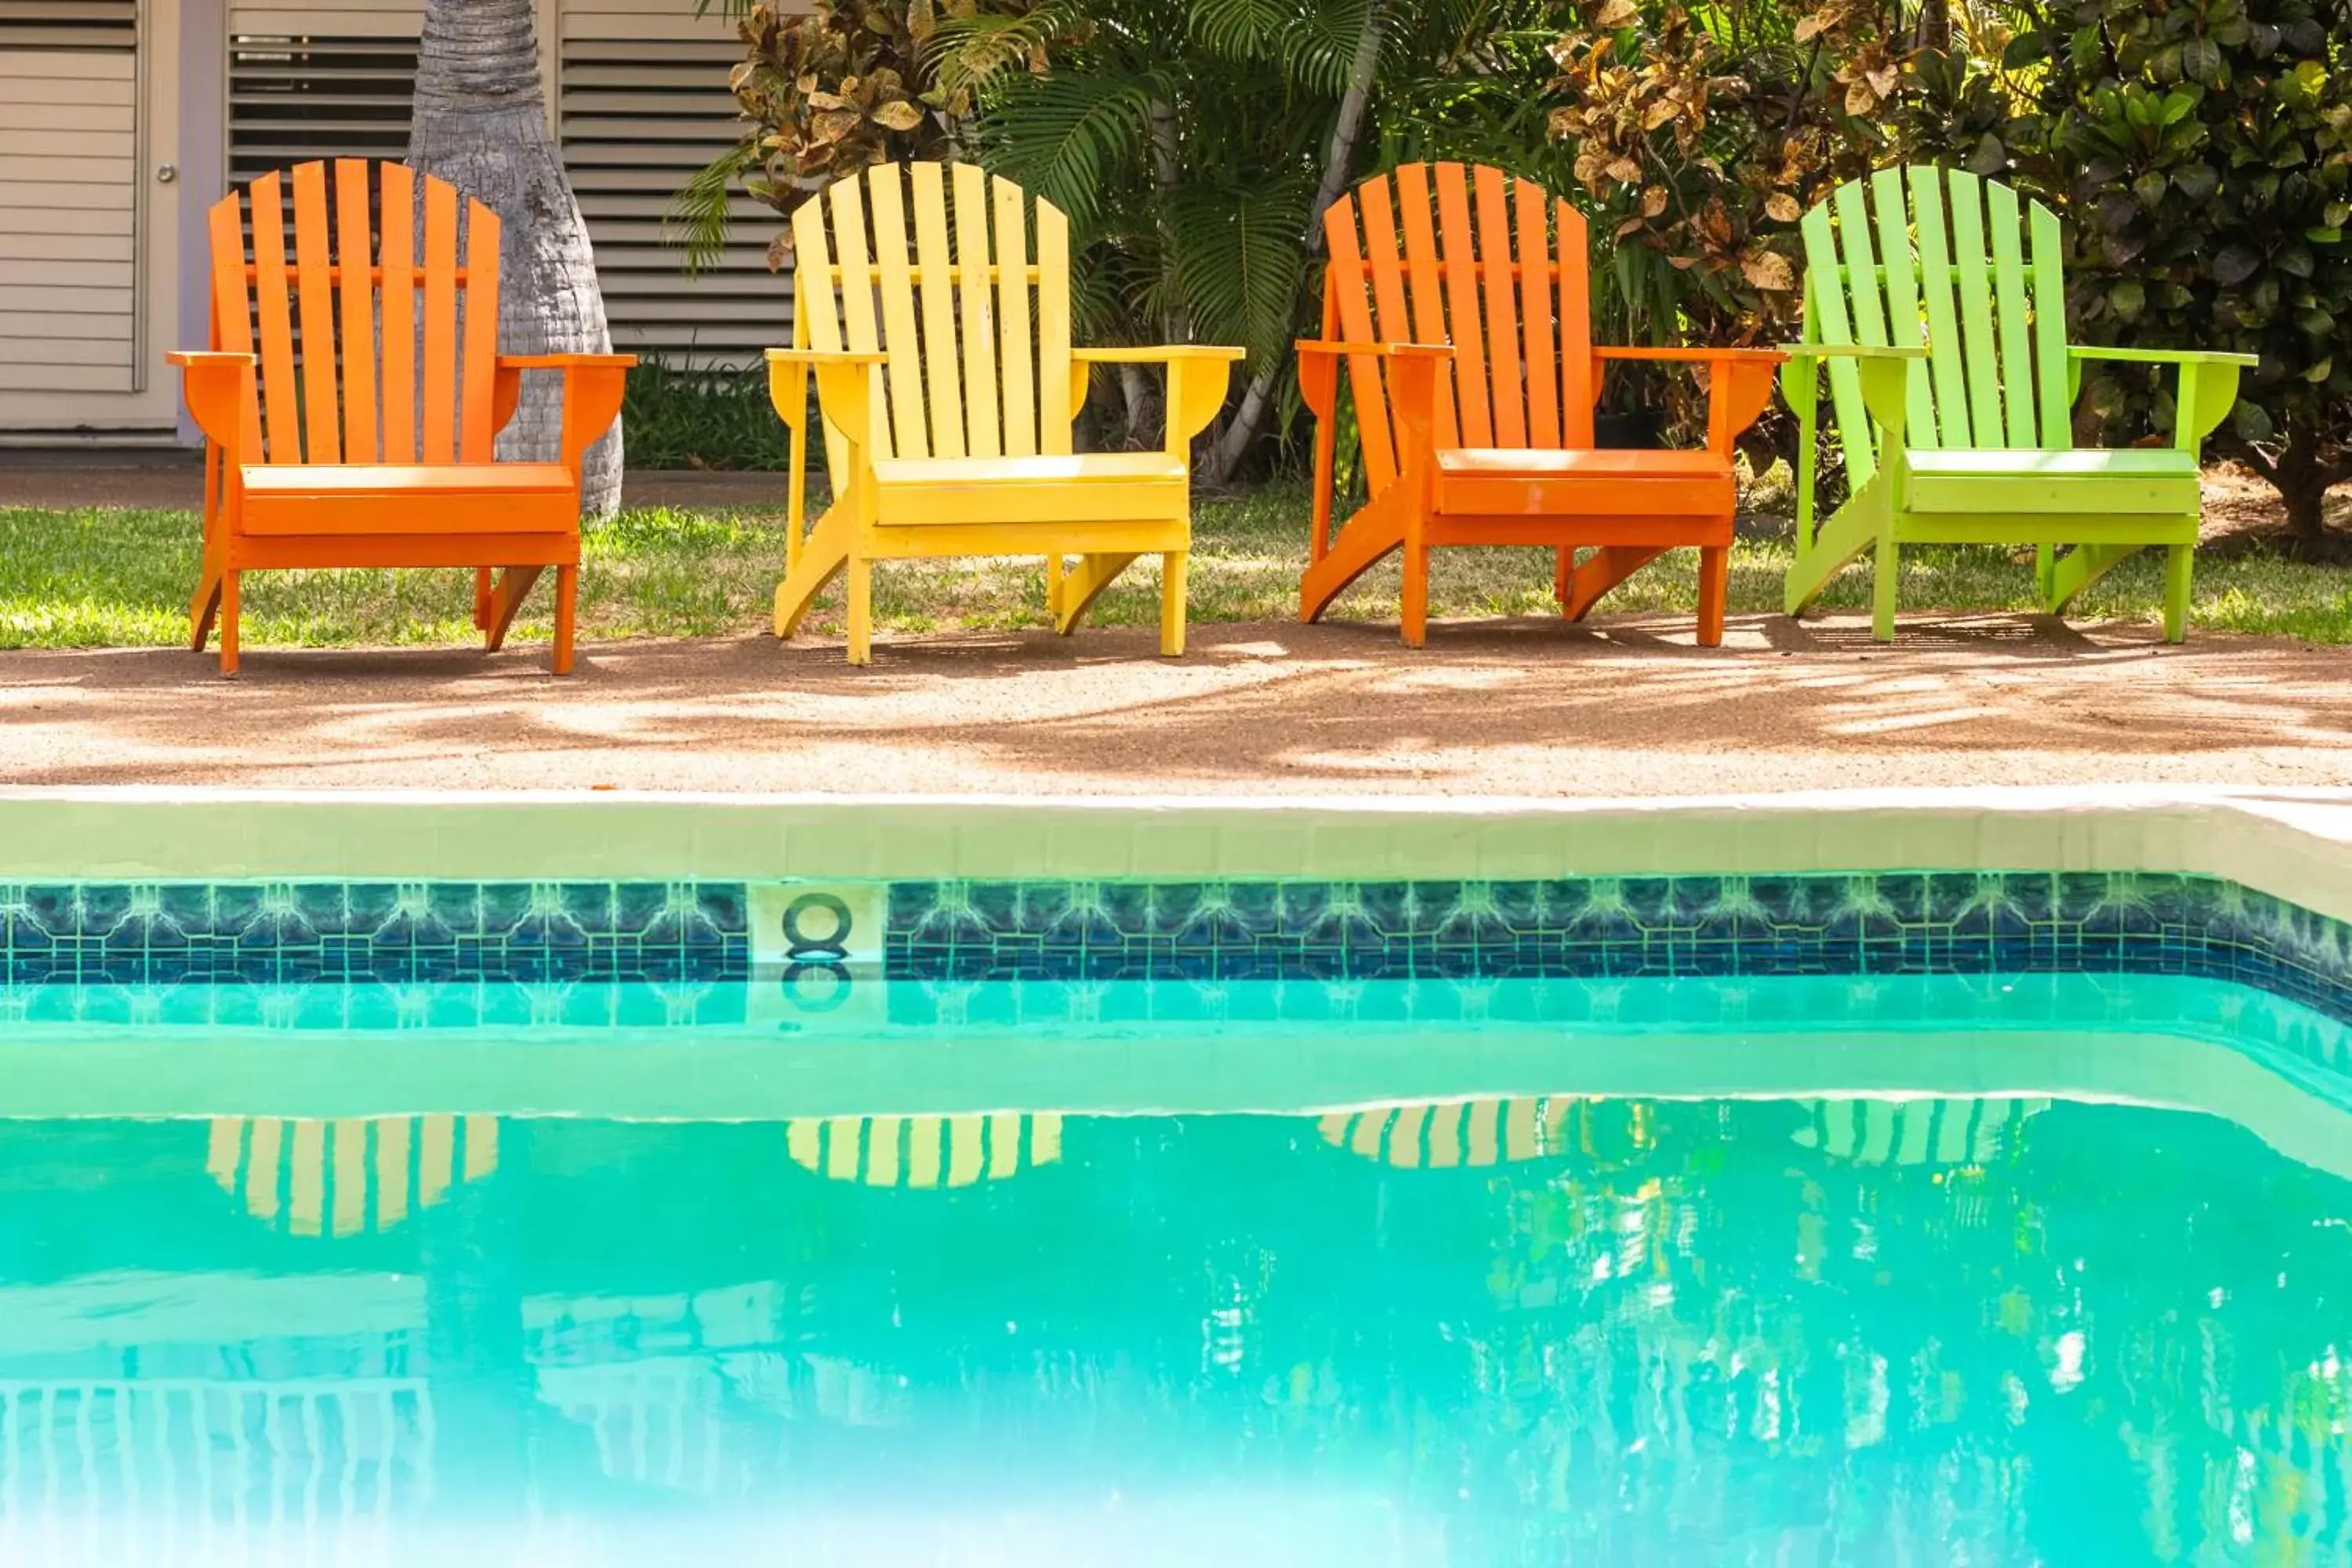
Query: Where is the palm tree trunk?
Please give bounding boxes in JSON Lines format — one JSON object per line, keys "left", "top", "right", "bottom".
{"left": 408, "top": 0, "right": 622, "bottom": 517}
{"left": 1201, "top": 0, "right": 1382, "bottom": 486}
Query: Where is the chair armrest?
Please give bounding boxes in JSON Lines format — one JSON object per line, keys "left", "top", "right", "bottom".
{"left": 1780, "top": 344, "right": 1917, "bottom": 448}
{"left": 1295, "top": 340, "right": 1454, "bottom": 360}
{"left": 2067, "top": 346, "right": 2259, "bottom": 368}
{"left": 495, "top": 353, "right": 640, "bottom": 371}
{"left": 766, "top": 348, "right": 877, "bottom": 448}
{"left": 1592, "top": 346, "right": 1788, "bottom": 365}
{"left": 167, "top": 350, "right": 256, "bottom": 456}
{"left": 766, "top": 348, "right": 889, "bottom": 366}
{"left": 1296, "top": 340, "right": 1453, "bottom": 421}
{"left": 1072, "top": 345, "right": 1246, "bottom": 364}
{"left": 1778, "top": 343, "right": 1929, "bottom": 361}
{"left": 491, "top": 354, "right": 634, "bottom": 449}
{"left": 2070, "top": 347, "right": 2257, "bottom": 449}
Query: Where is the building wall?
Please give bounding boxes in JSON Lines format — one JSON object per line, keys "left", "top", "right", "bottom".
{"left": 2, "top": 0, "right": 794, "bottom": 440}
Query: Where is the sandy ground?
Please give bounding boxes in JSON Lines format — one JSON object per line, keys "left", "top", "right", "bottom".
{"left": 5, "top": 614, "right": 2350, "bottom": 795}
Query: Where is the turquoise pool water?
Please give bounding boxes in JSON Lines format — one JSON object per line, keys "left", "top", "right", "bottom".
{"left": 0, "top": 974, "right": 2348, "bottom": 1566}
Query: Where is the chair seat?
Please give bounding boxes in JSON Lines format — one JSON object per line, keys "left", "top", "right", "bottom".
{"left": 1434, "top": 446, "right": 1733, "bottom": 520}
{"left": 873, "top": 452, "right": 1189, "bottom": 527}
{"left": 240, "top": 462, "right": 579, "bottom": 535}
{"left": 1904, "top": 447, "right": 2200, "bottom": 515}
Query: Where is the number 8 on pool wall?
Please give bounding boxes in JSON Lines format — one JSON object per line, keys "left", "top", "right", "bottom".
{"left": 747, "top": 882, "right": 886, "bottom": 1027}
{"left": 749, "top": 882, "right": 884, "bottom": 971}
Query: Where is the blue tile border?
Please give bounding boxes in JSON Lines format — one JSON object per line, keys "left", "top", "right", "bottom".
{"left": 5, "top": 871, "right": 2352, "bottom": 1025}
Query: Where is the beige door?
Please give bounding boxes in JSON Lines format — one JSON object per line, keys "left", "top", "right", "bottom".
{"left": 0, "top": 0, "right": 180, "bottom": 431}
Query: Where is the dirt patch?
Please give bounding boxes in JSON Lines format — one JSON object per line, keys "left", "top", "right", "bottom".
{"left": 5, "top": 612, "right": 2349, "bottom": 797}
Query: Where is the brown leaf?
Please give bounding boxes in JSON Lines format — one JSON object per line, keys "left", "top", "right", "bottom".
{"left": 1741, "top": 251, "right": 1796, "bottom": 291}
{"left": 870, "top": 98, "right": 924, "bottom": 132}
{"left": 1593, "top": 0, "right": 1639, "bottom": 27}
{"left": 1793, "top": 12, "right": 1825, "bottom": 42}
{"left": 1766, "top": 191, "right": 1802, "bottom": 222}
{"left": 1607, "top": 156, "right": 1643, "bottom": 184}
{"left": 1641, "top": 184, "right": 1669, "bottom": 217}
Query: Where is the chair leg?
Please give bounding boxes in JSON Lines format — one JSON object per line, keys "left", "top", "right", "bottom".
{"left": 474, "top": 567, "right": 495, "bottom": 631}
{"left": 219, "top": 571, "right": 241, "bottom": 676}
{"left": 1553, "top": 546, "right": 1576, "bottom": 610}
{"left": 1401, "top": 541, "right": 1429, "bottom": 648}
{"left": 1046, "top": 554, "right": 1065, "bottom": 622}
{"left": 1697, "top": 545, "right": 1729, "bottom": 648}
{"left": 846, "top": 556, "right": 873, "bottom": 666}
{"left": 2163, "top": 542, "right": 2194, "bottom": 644}
{"left": 1160, "top": 549, "right": 1188, "bottom": 658}
{"left": 1871, "top": 530, "right": 1899, "bottom": 642}
{"left": 190, "top": 568, "right": 223, "bottom": 653}
{"left": 484, "top": 567, "right": 546, "bottom": 653}
{"left": 553, "top": 565, "right": 579, "bottom": 674}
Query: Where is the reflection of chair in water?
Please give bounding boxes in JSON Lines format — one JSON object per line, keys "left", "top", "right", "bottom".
{"left": 1317, "top": 1098, "right": 1652, "bottom": 1169}
{"left": 207, "top": 1115, "right": 498, "bottom": 1236}
{"left": 1790, "top": 1098, "right": 2049, "bottom": 1168}
{"left": 0, "top": 1376, "right": 432, "bottom": 1549}
{"left": 786, "top": 1114, "right": 1062, "bottom": 1187}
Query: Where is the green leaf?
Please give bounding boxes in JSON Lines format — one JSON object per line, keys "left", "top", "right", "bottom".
{"left": 2107, "top": 278, "right": 2146, "bottom": 320}
{"left": 2180, "top": 38, "right": 2222, "bottom": 86}
{"left": 2212, "top": 245, "right": 2263, "bottom": 286}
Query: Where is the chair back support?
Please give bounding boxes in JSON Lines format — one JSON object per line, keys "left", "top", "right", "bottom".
{"left": 205, "top": 158, "right": 503, "bottom": 466}
{"left": 1320, "top": 162, "right": 1595, "bottom": 495}
{"left": 790, "top": 163, "right": 1075, "bottom": 479}
{"left": 1799, "top": 167, "right": 2073, "bottom": 485}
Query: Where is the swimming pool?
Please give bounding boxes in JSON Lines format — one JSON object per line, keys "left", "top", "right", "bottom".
{"left": 1, "top": 969, "right": 2349, "bottom": 1566}
{"left": 5, "top": 787, "right": 2352, "bottom": 1563}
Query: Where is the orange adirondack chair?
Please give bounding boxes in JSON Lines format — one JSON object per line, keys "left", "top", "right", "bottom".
{"left": 170, "top": 159, "right": 633, "bottom": 674}
{"left": 1299, "top": 162, "right": 1785, "bottom": 646}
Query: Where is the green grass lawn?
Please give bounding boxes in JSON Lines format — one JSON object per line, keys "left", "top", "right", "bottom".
{"left": 5, "top": 491, "right": 2352, "bottom": 649}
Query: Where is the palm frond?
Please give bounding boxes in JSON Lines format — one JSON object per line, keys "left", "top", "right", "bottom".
{"left": 1167, "top": 176, "right": 1313, "bottom": 368}
{"left": 667, "top": 139, "right": 763, "bottom": 275}
{"left": 980, "top": 72, "right": 1155, "bottom": 228}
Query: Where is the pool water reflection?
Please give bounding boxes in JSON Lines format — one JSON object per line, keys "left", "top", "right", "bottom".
{"left": 0, "top": 982, "right": 2347, "bottom": 1564}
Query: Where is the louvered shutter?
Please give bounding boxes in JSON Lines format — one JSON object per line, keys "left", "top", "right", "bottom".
{"left": 0, "top": 0, "right": 143, "bottom": 394}
{"left": 557, "top": 0, "right": 785, "bottom": 364}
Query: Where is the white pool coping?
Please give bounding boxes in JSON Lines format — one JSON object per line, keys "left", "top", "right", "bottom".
{"left": 4, "top": 784, "right": 2351, "bottom": 920}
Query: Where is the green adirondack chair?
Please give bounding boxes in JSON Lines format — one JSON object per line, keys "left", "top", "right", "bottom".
{"left": 1784, "top": 167, "right": 2257, "bottom": 642}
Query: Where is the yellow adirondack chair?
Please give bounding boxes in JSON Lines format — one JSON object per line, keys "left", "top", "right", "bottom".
{"left": 769, "top": 163, "right": 1243, "bottom": 664}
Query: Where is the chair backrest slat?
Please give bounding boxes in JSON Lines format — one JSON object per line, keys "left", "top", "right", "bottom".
{"left": 950, "top": 163, "right": 1000, "bottom": 457}
{"left": 419, "top": 176, "right": 460, "bottom": 463}
{"left": 378, "top": 162, "right": 419, "bottom": 463}
{"left": 865, "top": 168, "right": 929, "bottom": 458}
{"left": 1798, "top": 166, "right": 2080, "bottom": 476}
{"left": 1556, "top": 196, "right": 1593, "bottom": 446}
{"left": 248, "top": 172, "right": 300, "bottom": 463}
{"left": 993, "top": 175, "right": 1036, "bottom": 457}
{"left": 907, "top": 162, "right": 965, "bottom": 460}
{"left": 1475, "top": 165, "right": 1526, "bottom": 448}
{"left": 290, "top": 162, "right": 342, "bottom": 464}
{"left": 1035, "top": 192, "right": 1073, "bottom": 454}
{"left": 459, "top": 205, "right": 499, "bottom": 463}
{"left": 1868, "top": 168, "right": 1936, "bottom": 444}
{"left": 1985, "top": 178, "right": 2038, "bottom": 447}
{"left": 1432, "top": 164, "right": 1494, "bottom": 445}
{"left": 1517, "top": 180, "right": 1559, "bottom": 449}
{"left": 1945, "top": 171, "right": 2005, "bottom": 447}
{"left": 2030, "top": 201, "right": 2072, "bottom": 449}
{"left": 205, "top": 196, "right": 265, "bottom": 459}
{"left": 1392, "top": 165, "right": 1459, "bottom": 445}
{"left": 1909, "top": 166, "right": 1973, "bottom": 446}
{"left": 1323, "top": 206, "right": 1396, "bottom": 494}
{"left": 1798, "top": 200, "right": 1874, "bottom": 487}
{"left": 334, "top": 159, "right": 379, "bottom": 463}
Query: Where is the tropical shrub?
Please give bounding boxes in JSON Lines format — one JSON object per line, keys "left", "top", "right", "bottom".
{"left": 1907, "top": 0, "right": 2352, "bottom": 555}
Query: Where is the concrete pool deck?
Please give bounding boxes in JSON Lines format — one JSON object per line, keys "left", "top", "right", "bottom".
{"left": 2, "top": 614, "right": 2349, "bottom": 797}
